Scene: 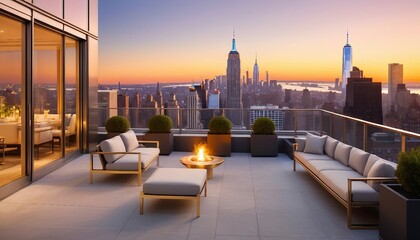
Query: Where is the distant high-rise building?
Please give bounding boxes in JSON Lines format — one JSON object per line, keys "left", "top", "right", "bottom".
{"left": 342, "top": 31, "right": 352, "bottom": 92}
{"left": 130, "top": 92, "right": 141, "bottom": 128}
{"left": 117, "top": 92, "right": 130, "bottom": 119}
{"left": 226, "top": 32, "right": 242, "bottom": 126}
{"left": 186, "top": 87, "right": 200, "bottom": 129}
{"left": 209, "top": 79, "right": 216, "bottom": 92}
{"left": 249, "top": 104, "right": 284, "bottom": 130}
{"left": 208, "top": 90, "right": 220, "bottom": 109}
{"left": 343, "top": 67, "right": 383, "bottom": 124}
{"left": 302, "top": 88, "right": 312, "bottom": 108}
{"left": 142, "top": 93, "right": 159, "bottom": 127}
{"left": 164, "top": 92, "right": 180, "bottom": 128}
{"left": 98, "top": 90, "right": 118, "bottom": 123}
{"left": 388, "top": 63, "right": 403, "bottom": 110}
{"left": 155, "top": 82, "right": 163, "bottom": 113}
{"left": 253, "top": 56, "right": 259, "bottom": 86}
{"left": 266, "top": 71, "right": 269, "bottom": 87}
{"left": 246, "top": 70, "right": 252, "bottom": 85}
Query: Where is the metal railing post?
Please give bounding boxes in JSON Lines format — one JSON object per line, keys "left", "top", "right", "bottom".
{"left": 401, "top": 134, "right": 406, "bottom": 153}
{"left": 293, "top": 111, "right": 297, "bottom": 137}
{"left": 320, "top": 110, "right": 323, "bottom": 136}
{"left": 178, "top": 109, "right": 182, "bottom": 134}
{"left": 363, "top": 123, "right": 367, "bottom": 151}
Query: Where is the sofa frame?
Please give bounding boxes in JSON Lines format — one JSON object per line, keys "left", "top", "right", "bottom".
{"left": 293, "top": 143, "right": 397, "bottom": 229}
{"left": 90, "top": 140, "right": 159, "bottom": 186}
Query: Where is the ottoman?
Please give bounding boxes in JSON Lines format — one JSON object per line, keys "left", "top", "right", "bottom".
{"left": 140, "top": 168, "right": 207, "bottom": 217}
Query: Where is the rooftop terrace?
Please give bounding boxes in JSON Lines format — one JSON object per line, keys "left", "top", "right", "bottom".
{"left": 0, "top": 152, "right": 378, "bottom": 240}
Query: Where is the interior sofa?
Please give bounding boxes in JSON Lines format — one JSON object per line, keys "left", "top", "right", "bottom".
{"left": 90, "top": 130, "right": 160, "bottom": 185}
{"left": 293, "top": 133, "right": 397, "bottom": 229}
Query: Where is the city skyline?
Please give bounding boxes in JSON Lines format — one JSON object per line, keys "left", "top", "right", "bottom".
{"left": 99, "top": 0, "right": 420, "bottom": 84}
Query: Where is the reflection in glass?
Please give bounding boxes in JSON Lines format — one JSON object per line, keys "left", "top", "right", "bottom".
{"left": 65, "top": 0, "right": 88, "bottom": 30}
{"left": 0, "top": 14, "right": 24, "bottom": 186}
{"left": 33, "top": 0, "right": 63, "bottom": 18}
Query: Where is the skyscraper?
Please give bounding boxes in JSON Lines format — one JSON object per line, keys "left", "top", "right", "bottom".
{"left": 186, "top": 87, "right": 200, "bottom": 129}
{"left": 164, "top": 93, "right": 180, "bottom": 128}
{"left": 253, "top": 56, "right": 259, "bottom": 86}
{"left": 388, "top": 63, "right": 403, "bottom": 110}
{"left": 342, "top": 31, "right": 352, "bottom": 92}
{"left": 226, "top": 32, "right": 242, "bottom": 126}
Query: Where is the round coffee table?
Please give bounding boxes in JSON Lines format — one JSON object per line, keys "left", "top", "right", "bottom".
{"left": 180, "top": 155, "right": 224, "bottom": 180}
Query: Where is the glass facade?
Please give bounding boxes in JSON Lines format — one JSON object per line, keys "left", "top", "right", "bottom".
{"left": 0, "top": 0, "right": 98, "bottom": 196}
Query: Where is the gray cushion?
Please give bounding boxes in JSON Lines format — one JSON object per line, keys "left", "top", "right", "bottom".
{"left": 99, "top": 136, "right": 126, "bottom": 163}
{"left": 105, "top": 150, "right": 158, "bottom": 171}
{"left": 334, "top": 142, "right": 352, "bottom": 166}
{"left": 303, "top": 133, "right": 327, "bottom": 155}
{"left": 294, "top": 152, "right": 334, "bottom": 163}
{"left": 324, "top": 137, "right": 339, "bottom": 158}
{"left": 367, "top": 161, "right": 396, "bottom": 191}
{"left": 363, "top": 154, "right": 381, "bottom": 177}
{"left": 305, "top": 160, "right": 352, "bottom": 176}
{"left": 348, "top": 148, "right": 370, "bottom": 175}
{"left": 143, "top": 168, "right": 207, "bottom": 196}
{"left": 294, "top": 138, "right": 306, "bottom": 152}
{"left": 120, "top": 130, "right": 139, "bottom": 152}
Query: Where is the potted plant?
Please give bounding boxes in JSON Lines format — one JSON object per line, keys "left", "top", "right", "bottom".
{"left": 144, "top": 115, "right": 173, "bottom": 155}
{"left": 105, "top": 116, "right": 130, "bottom": 139}
{"left": 207, "top": 115, "right": 232, "bottom": 157}
{"left": 250, "top": 117, "right": 278, "bottom": 157}
{"left": 380, "top": 147, "right": 420, "bottom": 240}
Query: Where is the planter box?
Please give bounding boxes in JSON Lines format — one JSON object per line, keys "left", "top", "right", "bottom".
{"left": 207, "top": 134, "right": 231, "bottom": 157}
{"left": 250, "top": 134, "right": 278, "bottom": 157}
{"left": 144, "top": 132, "right": 173, "bottom": 155}
{"left": 380, "top": 184, "right": 420, "bottom": 240}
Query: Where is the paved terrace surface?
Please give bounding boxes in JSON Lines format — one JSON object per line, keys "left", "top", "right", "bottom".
{"left": 0, "top": 152, "right": 378, "bottom": 240}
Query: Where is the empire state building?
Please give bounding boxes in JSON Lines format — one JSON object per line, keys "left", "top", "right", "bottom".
{"left": 226, "top": 33, "right": 242, "bottom": 126}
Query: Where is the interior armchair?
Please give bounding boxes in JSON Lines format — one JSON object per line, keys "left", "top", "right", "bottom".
{"left": 52, "top": 114, "right": 76, "bottom": 147}
{"left": 33, "top": 123, "right": 54, "bottom": 159}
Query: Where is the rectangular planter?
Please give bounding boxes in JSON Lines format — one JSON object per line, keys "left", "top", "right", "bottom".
{"left": 250, "top": 134, "right": 278, "bottom": 157}
{"left": 207, "top": 134, "right": 231, "bottom": 157}
{"left": 380, "top": 184, "right": 420, "bottom": 240}
{"left": 144, "top": 132, "right": 173, "bottom": 155}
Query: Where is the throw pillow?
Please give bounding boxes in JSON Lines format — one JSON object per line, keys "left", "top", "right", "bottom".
{"left": 324, "top": 136, "right": 339, "bottom": 158}
{"left": 294, "top": 138, "right": 306, "bottom": 152}
{"left": 303, "top": 133, "right": 327, "bottom": 155}
{"left": 363, "top": 154, "right": 381, "bottom": 177}
{"left": 334, "top": 142, "right": 352, "bottom": 166}
{"left": 348, "top": 148, "right": 370, "bottom": 175}
{"left": 120, "top": 129, "right": 139, "bottom": 151}
{"left": 367, "top": 161, "right": 396, "bottom": 191}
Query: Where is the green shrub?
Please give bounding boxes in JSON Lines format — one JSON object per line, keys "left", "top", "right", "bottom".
{"left": 395, "top": 147, "right": 420, "bottom": 197}
{"left": 252, "top": 117, "right": 275, "bottom": 135}
{"left": 148, "top": 115, "right": 172, "bottom": 133}
{"left": 208, "top": 116, "right": 232, "bottom": 134}
{"left": 105, "top": 116, "right": 130, "bottom": 133}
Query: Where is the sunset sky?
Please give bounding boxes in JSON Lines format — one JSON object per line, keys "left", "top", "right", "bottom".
{"left": 98, "top": 0, "right": 420, "bottom": 84}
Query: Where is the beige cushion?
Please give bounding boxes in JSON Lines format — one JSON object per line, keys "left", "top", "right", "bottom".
{"left": 120, "top": 130, "right": 139, "bottom": 152}
{"left": 143, "top": 168, "right": 207, "bottom": 196}
{"left": 305, "top": 160, "right": 352, "bottom": 176}
{"left": 132, "top": 147, "right": 160, "bottom": 160}
{"left": 303, "top": 133, "right": 327, "bottom": 155}
{"left": 99, "top": 136, "right": 126, "bottom": 163}
{"left": 348, "top": 148, "right": 370, "bottom": 175}
{"left": 334, "top": 142, "right": 352, "bottom": 166}
{"left": 367, "top": 161, "right": 396, "bottom": 191}
{"left": 324, "top": 137, "right": 339, "bottom": 158}
{"left": 320, "top": 170, "right": 379, "bottom": 202}
{"left": 363, "top": 154, "right": 381, "bottom": 177}
{"left": 294, "top": 152, "right": 334, "bottom": 163}
{"left": 294, "top": 138, "right": 306, "bottom": 152}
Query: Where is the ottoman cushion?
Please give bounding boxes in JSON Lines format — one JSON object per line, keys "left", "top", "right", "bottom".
{"left": 143, "top": 168, "right": 207, "bottom": 196}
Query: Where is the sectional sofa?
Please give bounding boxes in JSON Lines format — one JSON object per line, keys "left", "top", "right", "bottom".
{"left": 293, "top": 133, "right": 397, "bottom": 229}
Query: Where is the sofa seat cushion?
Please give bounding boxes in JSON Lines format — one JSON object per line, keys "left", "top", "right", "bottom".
{"left": 295, "top": 152, "right": 334, "bottom": 163}
{"left": 99, "top": 136, "right": 126, "bottom": 163}
{"left": 132, "top": 147, "right": 160, "bottom": 161}
{"left": 305, "top": 160, "right": 353, "bottom": 176}
{"left": 120, "top": 130, "right": 139, "bottom": 152}
{"left": 105, "top": 149, "right": 158, "bottom": 171}
{"left": 320, "top": 170, "right": 379, "bottom": 202}
{"left": 303, "top": 133, "right": 327, "bottom": 154}
{"left": 143, "top": 168, "right": 207, "bottom": 196}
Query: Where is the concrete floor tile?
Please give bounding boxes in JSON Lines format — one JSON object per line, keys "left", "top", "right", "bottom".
{"left": 216, "top": 211, "right": 259, "bottom": 236}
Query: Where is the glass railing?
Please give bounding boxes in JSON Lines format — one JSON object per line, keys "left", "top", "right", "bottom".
{"left": 98, "top": 107, "right": 420, "bottom": 162}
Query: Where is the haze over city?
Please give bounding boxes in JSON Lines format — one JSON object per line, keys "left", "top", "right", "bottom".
{"left": 99, "top": 0, "right": 420, "bottom": 84}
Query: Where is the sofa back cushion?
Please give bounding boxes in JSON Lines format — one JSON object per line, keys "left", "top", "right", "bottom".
{"left": 367, "top": 161, "right": 396, "bottom": 191}
{"left": 294, "top": 138, "right": 306, "bottom": 152}
{"left": 334, "top": 142, "right": 352, "bottom": 166}
{"left": 363, "top": 154, "right": 381, "bottom": 177}
{"left": 99, "top": 136, "right": 126, "bottom": 163}
{"left": 120, "top": 130, "right": 139, "bottom": 151}
{"left": 324, "top": 137, "right": 339, "bottom": 158}
{"left": 348, "top": 148, "right": 370, "bottom": 175}
{"left": 303, "top": 133, "right": 327, "bottom": 155}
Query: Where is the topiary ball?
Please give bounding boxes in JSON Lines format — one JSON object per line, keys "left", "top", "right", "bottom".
{"left": 148, "top": 115, "right": 172, "bottom": 133}
{"left": 252, "top": 117, "right": 275, "bottom": 135}
{"left": 105, "top": 116, "right": 130, "bottom": 133}
{"left": 395, "top": 147, "right": 420, "bottom": 197}
{"left": 208, "top": 116, "right": 232, "bottom": 134}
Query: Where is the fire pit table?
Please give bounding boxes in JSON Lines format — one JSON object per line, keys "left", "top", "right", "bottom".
{"left": 180, "top": 146, "right": 224, "bottom": 180}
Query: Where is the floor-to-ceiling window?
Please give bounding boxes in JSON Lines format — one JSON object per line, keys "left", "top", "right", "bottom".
{"left": 0, "top": 14, "right": 24, "bottom": 187}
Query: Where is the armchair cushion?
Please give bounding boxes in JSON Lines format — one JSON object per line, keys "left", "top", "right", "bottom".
{"left": 120, "top": 130, "right": 139, "bottom": 152}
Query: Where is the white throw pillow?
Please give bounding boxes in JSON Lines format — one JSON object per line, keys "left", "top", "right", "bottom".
{"left": 120, "top": 130, "right": 139, "bottom": 151}
{"left": 303, "top": 133, "right": 327, "bottom": 155}
{"left": 99, "top": 136, "right": 126, "bottom": 163}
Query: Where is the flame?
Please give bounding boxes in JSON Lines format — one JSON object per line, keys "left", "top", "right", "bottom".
{"left": 194, "top": 144, "right": 208, "bottom": 162}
